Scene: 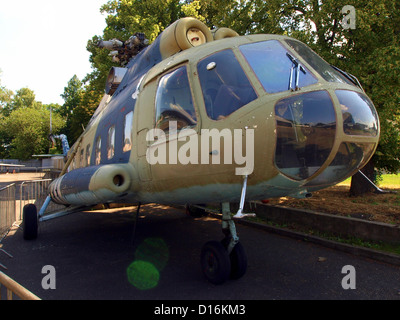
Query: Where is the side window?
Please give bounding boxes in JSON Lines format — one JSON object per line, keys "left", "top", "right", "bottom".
{"left": 95, "top": 137, "right": 101, "bottom": 165}
{"left": 155, "top": 66, "right": 197, "bottom": 134}
{"left": 197, "top": 49, "right": 257, "bottom": 120}
{"left": 107, "top": 126, "right": 115, "bottom": 159}
{"left": 80, "top": 149, "right": 84, "bottom": 168}
{"left": 85, "top": 144, "right": 91, "bottom": 167}
{"left": 123, "top": 111, "right": 133, "bottom": 152}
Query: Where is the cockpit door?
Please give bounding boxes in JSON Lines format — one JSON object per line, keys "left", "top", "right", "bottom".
{"left": 136, "top": 78, "right": 157, "bottom": 181}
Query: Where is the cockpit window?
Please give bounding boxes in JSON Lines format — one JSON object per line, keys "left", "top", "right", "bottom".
{"left": 239, "top": 40, "right": 318, "bottom": 93}
{"left": 275, "top": 91, "right": 336, "bottom": 180}
{"left": 285, "top": 39, "right": 356, "bottom": 86}
{"left": 197, "top": 49, "right": 257, "bottom": 120}
{"left": 305, "top": 142, "right": 376, "bottom": 188}
{"left": 155, "top": 66, "right": 197, "bottom": 133}
{"left": 336, "top": 90, "right": 379, "bottom": 137}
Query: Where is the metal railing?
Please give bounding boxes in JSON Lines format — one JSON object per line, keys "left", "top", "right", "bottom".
{"left": 0, "top": 179, "right": 54, "bottom": 300}
{"left": 0, "top": 271, "right": 41, "bottom": 300}
{"left": 0, "top": 184, "right": 16, "bottom": 239}
{"left": 18, "top": 179, "right": 62, "bottom": 220}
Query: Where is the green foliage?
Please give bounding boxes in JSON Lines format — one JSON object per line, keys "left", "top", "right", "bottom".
{"left": 3, "top": 0, "right": 399, "bottom": 174}
{"left": 0, "top": 103, "right": 64, "bottom": 160}
{"left": 0, "top": 87, "right": 40, "bottom": 117}
{"left": 58, "top": 75, "right": 103, "bottom": 145}
{"left": 68, "top": 85, "right": 103, "bottom": 144}
{"left": 0, "top": 70, "right": 65, "bottom": 159}
{"left": 81, "top": 0, "right": 399, "bottom": 174}
{"left": 59, "top": 75, "right": 83, "bottom": 118}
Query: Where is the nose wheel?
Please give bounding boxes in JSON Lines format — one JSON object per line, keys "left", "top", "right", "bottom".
{"left": 200, "top": 202, "right": 248, "bottom": 285}
{"left": 201, "top": 241, "right": 231, "bottom": 285}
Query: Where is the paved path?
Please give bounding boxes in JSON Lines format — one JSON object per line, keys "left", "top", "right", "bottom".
{"left": 1, "top": 204, "right": 399, "bottom": 300}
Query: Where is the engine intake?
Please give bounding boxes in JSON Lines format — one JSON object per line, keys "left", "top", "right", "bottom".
{"left": 49, "top": 164, "right": 132, "bottom": 206}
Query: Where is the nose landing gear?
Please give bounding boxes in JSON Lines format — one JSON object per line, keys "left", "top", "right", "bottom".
{"left": 200, "top": 202, "right": 249, "bottom": 285}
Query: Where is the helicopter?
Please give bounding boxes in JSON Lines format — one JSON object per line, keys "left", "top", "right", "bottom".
{"left": 21, "top": 17, "right": 380, "bottom": 285}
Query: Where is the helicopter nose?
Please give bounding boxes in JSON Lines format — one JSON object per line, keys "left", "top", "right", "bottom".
{"left": 273, "top": 89, "right": 379, "bottom": 187}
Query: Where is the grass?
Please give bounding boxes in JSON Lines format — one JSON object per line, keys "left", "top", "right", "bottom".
{"left": 247, "top": 173, "right": 400, "bottom": 256}
{"left": 337, "top": 173, "right": 400, "bottom": 189}
{"left": 380, "top": 174, "right": 400, "bottom": 189}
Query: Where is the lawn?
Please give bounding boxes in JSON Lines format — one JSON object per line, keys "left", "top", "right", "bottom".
{"left": 379, "top": 174, "right": 400, "bottom": 189}
{"left": 338, "top": 174, "right": 400, "bottom": 189}
{"left": 267, "top": 174, "right": 400, "bottom": 225}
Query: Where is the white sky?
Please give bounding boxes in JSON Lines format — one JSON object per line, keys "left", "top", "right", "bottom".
{"left": 0, "top": 0, "right": 108, "bottom": 105}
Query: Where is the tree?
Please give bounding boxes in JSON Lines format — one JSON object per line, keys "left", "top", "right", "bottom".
{"left": 250, "top": 0, "right": 400, "bottom": 194}
{"left": 85, "top": 0, "right": 195, "bottom": 94}
{"left": 0, "top": 86, "right": 13, "bottom": 112}
{"left": 0, "top": 69, "right": 13, "bottom": 113}
{"left": 60, "top": 75, "right": 83, "bottom": 118}
{"left": 2, "top": 104, "right": 64, "bottom": 159}
{"left": 68, "top": 84, "right": 103, "bottom": 144}
{"left": 81, "top": 0, "right": 398, "bottom": 195}
{"left": 1, "top": 87, "right": 40, "bottom": 117}
{"left": 0, "top": 74, "right": 65, "bottom": 159}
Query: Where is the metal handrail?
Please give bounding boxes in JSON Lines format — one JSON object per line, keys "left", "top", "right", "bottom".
{"left": 0, "top": 271, "right": 41, "bottom": 300}
{"left": 0, "top": 183, "right": 16, "bottom": 192}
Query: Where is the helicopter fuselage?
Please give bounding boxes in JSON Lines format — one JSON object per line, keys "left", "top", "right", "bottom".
{"left": 49, "top": 24, "right": 380, "bottom": 208}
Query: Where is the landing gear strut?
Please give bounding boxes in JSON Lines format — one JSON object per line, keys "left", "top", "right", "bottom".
{"left": 200, "top": 202, "right": 248, "bottom": 285}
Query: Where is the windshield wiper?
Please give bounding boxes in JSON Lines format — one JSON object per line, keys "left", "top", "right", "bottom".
{"left": 287, "top": 52, "right": 306, "bottom": 91}
{"left": 330, "top": 65, "right": 363, "bottom": 90}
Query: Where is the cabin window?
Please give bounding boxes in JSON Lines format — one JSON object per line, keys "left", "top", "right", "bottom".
{"left": 274, "top": 91, "right": 336, "bottom": 180}
{"left": 197, "top": 49, "right": 257, "bottom": 120}
{"left": 85, "top": 144, "right": 91, "bottom": 167}
{"left": 80, "top": 149, "right": 84, "bottom": 168}
{"left": 107, "top": 126, "right": 115, "bottom": 159}
{"left": 239, "top": 40, "right": 317, "bottom": 94}
{"left": 155, "top": 66, "right": 197, "bottom": 133}
{"left": 123, "top": 111, "right": 133, "bottom": 152}
{"left": 95, "top": 137, "right": 101, "bottom": 165}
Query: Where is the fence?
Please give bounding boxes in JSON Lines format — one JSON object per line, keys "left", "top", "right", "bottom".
{"left": 18, "top": 179, "right": 63, "bottom": 220}
{"left": 0, "top": 184, "right": 16, "bottom": 239}
{"left": 0, "top": 179, "right": 57, "bottom": 300}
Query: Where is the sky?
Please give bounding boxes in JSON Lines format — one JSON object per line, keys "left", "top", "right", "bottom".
{"left": 0, "top": 0, "right": 108, "bottom": 105}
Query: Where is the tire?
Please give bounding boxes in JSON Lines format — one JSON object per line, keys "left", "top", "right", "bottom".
{"left": 23, "top": 204, "right": 38, "bottom": 240}
{"left": 228, "top": 242, "right": 247, "bottom": 280}
{"left": 221, "top": 238, "right": 248, "bottom": 280}
{"left": 201, "top": 241, "right": 231, "bottom": 285}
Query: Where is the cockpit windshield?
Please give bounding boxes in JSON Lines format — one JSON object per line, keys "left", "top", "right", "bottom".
{"left": 197, "top": 49, "right": 257, "bottom": 120}
{"left": 285, "top": 39, "right": 356, "bottom": 86}
{"left": 239, "top": 40, "right": 318, "bottom": 93}
{"left": 274, "top": 91, "right": 336, "bottom": 180}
